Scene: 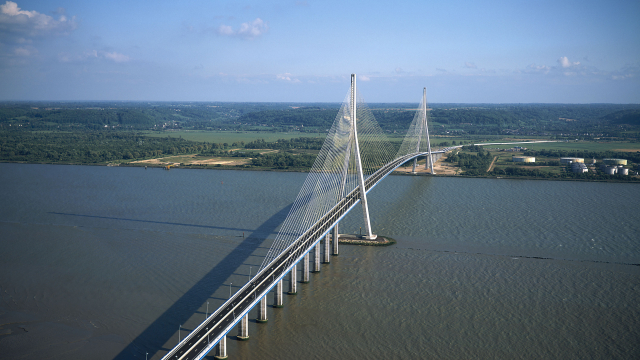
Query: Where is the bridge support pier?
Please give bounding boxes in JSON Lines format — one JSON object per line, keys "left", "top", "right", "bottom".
{"left": 237, "top": 314, "right": 249, "bottom": 340}
{"left": 214, "top": 337, "right": 227, "bottom": 359}
{"left": 332, "top": 226, "right": 339, "bottom": 255}
{"left": 257, "top": 296, "right": 268, "bottom": 323}
{"left": 302, "top": 252, "right": 310, "bottom": 282}
{"left": 288, "top": 264, "right": 297, "bottom": 294}
{"left": 323, "top": 234, "right": 330, "bottom": 263}
{"left": 273, "top": 280, "right": 283, "bottom": 308}
{"left": 313, "top": 244, "right": 320, "bottom": 272}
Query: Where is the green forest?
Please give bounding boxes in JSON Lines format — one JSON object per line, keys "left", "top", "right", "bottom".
{"left": 2, "top": 102, "right": 639, "bottom": 137}
{"left": 0, "top": 131, "right": 209, "bottom": 164}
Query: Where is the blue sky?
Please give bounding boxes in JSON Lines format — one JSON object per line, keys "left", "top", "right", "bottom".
{"left": 0, "top": 0, "right": 638, "bottom": 103}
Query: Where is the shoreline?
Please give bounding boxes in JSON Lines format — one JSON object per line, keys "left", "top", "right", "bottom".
{"left": 1, "top": 160, "right": 638, "bottom": 183}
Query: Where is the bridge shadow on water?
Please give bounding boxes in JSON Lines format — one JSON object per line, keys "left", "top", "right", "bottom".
{"left": 111, "top": 203, "right": 292, "bottom": 360}
{"left": 49, "top": 212, "right": 255, "bottom": 233}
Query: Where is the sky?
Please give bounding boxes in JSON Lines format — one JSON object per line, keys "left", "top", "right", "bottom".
{"left": 0, "top": 0, "right": 638, "bottom": 103}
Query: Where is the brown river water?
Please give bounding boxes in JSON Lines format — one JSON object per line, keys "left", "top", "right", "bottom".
{"left": 0, "top": 163, "right": 638, "bottom": 359}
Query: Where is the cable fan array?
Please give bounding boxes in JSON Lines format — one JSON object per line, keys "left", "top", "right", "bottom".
{"left": 395, "top": 88, "right": 434, "bottom": 162}
{"left": 258, "top": 87, "right": 398, "bottom": 272}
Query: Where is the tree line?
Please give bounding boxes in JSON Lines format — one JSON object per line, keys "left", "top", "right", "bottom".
{"left": 244, "top": 137, "right": 324, "bottom": 150}
{"left": 2, "top": 102, "right": 639, "bottom": 137}
{"left": 0, "top": 131, "right": 210, "bottom": 163}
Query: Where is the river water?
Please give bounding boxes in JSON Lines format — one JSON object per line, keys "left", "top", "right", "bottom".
{"left": 0, "top": 163, "right": 638, "bottom": 359}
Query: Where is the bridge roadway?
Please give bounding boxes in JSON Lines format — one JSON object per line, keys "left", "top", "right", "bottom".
{"left": 161, "top": 149, "right": 453, "bottom": 360}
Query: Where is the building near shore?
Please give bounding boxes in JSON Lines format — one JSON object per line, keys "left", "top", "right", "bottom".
{"left": 600, "top": 164, "right": 629, "bottom": 175}
{"left": 513, "top": 156, "right": 535, "bottom": 163}
{"left": 603, "top": 158, "right": 627, "bottom": 165}
{"left": 561, "top": 157, "right": 584, "bottom": 164}
{"left": 571, "top": 162, "right": 588, "bottom": 173}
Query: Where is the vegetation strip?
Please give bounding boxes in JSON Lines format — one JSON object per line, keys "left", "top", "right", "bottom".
{"left": 1, "top": 102, "right": 639, "bottom": 180}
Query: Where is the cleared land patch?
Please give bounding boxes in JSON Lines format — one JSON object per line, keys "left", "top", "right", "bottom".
{"left": 132, "top": 154, "right": 251, "bottom": 166}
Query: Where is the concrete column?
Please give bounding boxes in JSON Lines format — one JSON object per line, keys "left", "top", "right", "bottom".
{"left": 302, "top": 252, "right": 310, "bottom": 283}
{"left": 214, "top": 336, "right": 227, "bottom": 359}
{"left": 323, "top": 234, "right": 330, "bottom": 263}
{"left": 237, "top": 314, "right": 249, "bottom": 340}
{"left": 313, "top": 243, "right": 320, "bottom": 272}
{"left": 273, "top": 279, "right": 283, "bottom": 308}
{"left": 257, "top": 296, "right": 268, "bottom": 323}
{"left": 288, "top": 264, "right": 297, "bottom": 294}
{"left": 332, "top": 226, "right": 339, "bottom": 256}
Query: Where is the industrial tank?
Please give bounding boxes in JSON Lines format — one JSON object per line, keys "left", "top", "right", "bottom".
{"left": 561, "top": 157, "right": 584, "bottom": 164}
{"left": 603, "top": 159, "right": 627, "bottom": 165}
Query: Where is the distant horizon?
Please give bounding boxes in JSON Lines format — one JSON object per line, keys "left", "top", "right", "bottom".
{"left": 2, "top": 100, "right": 639, "bottom": 105}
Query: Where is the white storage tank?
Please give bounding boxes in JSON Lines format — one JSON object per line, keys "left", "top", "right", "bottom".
{"left": 603, "top": 158, "right": 627, "bottom": 165}
{"left": 603, "top": 166, "right": 617, "bottom": 175}
{"left": 618, "top": 168, "right": 629, "bottom": 175}
{"left": 561, "top": 157, "right": 584, "bottom": 164}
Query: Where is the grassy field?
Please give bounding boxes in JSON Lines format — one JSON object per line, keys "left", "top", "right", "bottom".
{"left": 143, "top": 130, "right": 325, "bottom": 143}
{"left": 524, "top": 141, "right": 640, "bottom": 152}
{"left": 480, "top": 140, "right": 640, "bottom": 152}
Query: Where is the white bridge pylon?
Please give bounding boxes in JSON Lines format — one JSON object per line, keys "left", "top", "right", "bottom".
{"left": 412, "top": 87, "right": 435, "bottom": 174}
{"left": 260, "top": 75, "right": 439, "bottom": 271}
{"left": 259, "top": 73, "right": 402, "bottom": 270}
{"left": 349, "top": 74, "right": 376, "bottom": 240}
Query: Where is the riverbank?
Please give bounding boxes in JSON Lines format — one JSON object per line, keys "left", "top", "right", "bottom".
{"left": 2, "top": 160, "right": 639, "bottom": 183}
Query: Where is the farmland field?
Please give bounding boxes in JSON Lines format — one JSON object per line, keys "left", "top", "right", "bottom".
{"left": 143, "top": 130, "right": 325, "bottom": 143}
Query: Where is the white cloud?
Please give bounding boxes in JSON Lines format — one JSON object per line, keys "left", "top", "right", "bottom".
{"left": 217, "top": 18, "right": 268, "bottom": 39}
{"left": 1, "top": 1, "right": 35, "bottom": 17}
{"left": 525, "top": 64, "right": 551, "bottom": 74}
{"left": 58, "top": 49, "right": 130, "bottom": 63}
{"left": 610, "top": 64, "right": 638, "bottom": 81}
{"left": 360, "top": 75, "right": 370, "bottom": 81}
{"left": 0, "top": 1, "right": 77, "bottom": 41}
{"left": 464, "top": 62, "right": 477, "bottom": 69}
{"left": 217, "top": 25, "right": 233, "bottom": 36}
{"left": 277, "top": 73, "right": 300, "bottom": 83}
{"left": 13, "top": 45, "right": 34, "bottom": 56}
{"left": 558, "top": 56, "right": 580, "bottom": 68}
{"left": 103, "top": 51, "right": 130, "bottom": 63}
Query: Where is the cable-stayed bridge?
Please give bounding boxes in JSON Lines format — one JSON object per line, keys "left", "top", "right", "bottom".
{"left": 161, "top": 75, "right": 455, "bottom": 360}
